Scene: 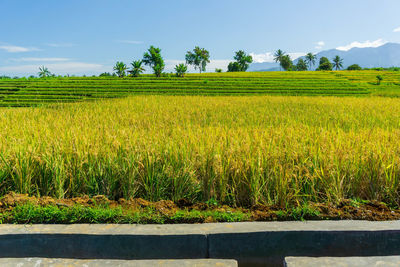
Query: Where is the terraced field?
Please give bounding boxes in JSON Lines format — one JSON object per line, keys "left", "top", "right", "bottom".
{"left": 337, "top": 71, "right": 400, "bottom": 96}
{"left": 0, "top": 70, "right": 399, "bottom": 210}
{"left": 2, "top": 71, "right": 399, "bottom": 107}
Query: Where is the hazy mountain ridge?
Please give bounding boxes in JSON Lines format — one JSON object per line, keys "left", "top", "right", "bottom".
{"left": 249, "top": 43, "right": 400, "bottom": 71}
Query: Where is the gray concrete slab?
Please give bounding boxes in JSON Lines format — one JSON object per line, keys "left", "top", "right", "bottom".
{"left": 1, "top": 221, "right": 400, "bottom": 235}
{"left": 284, "top": 256, "right": 400, "bottom": 267}
{"left": 206, "top": 221, "right": 400, "bottom": 266}
{"left": 0, "top": 221, "right": 400, "bottom": 267}
{"left": 0, "top": 258, "right": 238, "bottom": 267}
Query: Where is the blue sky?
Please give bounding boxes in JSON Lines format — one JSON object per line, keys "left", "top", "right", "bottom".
{"left": 1, "top": 0, "right": 400, "bottom": 76}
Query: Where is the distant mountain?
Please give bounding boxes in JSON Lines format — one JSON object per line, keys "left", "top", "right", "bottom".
{"left": 248, "top": 62, "right": 280, "bottom": 72}
{"left": 249, "top": 43, "right": 400, "bottom": 71}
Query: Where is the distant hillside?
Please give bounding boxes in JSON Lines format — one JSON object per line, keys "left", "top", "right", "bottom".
{"left": 249, "top": 43, "right": 400, "bottom": 71}
{"left": 248, "top": 62, "right": 279, "bottom": 72}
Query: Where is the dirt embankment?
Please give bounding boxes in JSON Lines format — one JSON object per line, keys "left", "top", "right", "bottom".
{"left": 0, "top": 192, "right": 399, "bottom": 222}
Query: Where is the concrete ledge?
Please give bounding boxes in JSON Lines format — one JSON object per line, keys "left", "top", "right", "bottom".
{"left": 0, "top": 258, "right": 238, "bottom": 267}
{"left": 284, "top": 256, "right": 400, "bottom": 267}
{"left": 1, "top": 221, "right": 400, "bottom": 267}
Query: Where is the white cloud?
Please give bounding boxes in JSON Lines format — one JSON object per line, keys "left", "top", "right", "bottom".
{"left": 116, "top": 40, "right": 143, "bottom": 45}
{"left": 12, "top": 57, "right": 71, "bottom": 62}
{"left": 0, "top": 45, "right": 41, "bottom": 53}
{"left": 249, "top": 52, "right": 306, "bottom": 63}
{"left": 336, "top": 39, "right": 387, "bottom": 51}
{"left": 394, "top": 27, "right": 400, "bottom": 32}
{"left": 46, "top": 43, "right": 75, "bottom": 47}
{"left": 249, "top": 52, "right": 274, "bottom": 63}
{"left": 315, "top": 41, "right": 325, "bottom": 49}
{"left": 0, "top": 62, "right": 108, "bottom": 76}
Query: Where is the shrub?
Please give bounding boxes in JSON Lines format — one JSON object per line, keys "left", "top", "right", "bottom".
{"left": 316, "top": 57, "right": 333, "bottom": 71}
{"left": 347, "top": 64, "right": 362, "bottom": 71}
{"left": 376, "top": 75, "right": 383, "bottom": 85}
{"left": 128, "top": 60, "right": 145, "bottom": 77}
{"left": 175, "top": 64, "right": 188, "bottom": 77}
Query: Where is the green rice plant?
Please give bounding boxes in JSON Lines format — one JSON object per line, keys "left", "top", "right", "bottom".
{"left": 0, "top": 94, "right": 399, "bottom": 207}
{"left": 2, "top": 70, "right": 400, "bottom": 106}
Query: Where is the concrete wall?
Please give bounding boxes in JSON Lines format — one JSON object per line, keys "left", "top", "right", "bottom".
{"left": 0, "top": 221, "right": 399, "bottom": 267}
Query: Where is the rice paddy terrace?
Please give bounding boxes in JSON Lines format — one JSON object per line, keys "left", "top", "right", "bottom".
{"left": 0, "top": 70, "right": 399, "bottom": 107}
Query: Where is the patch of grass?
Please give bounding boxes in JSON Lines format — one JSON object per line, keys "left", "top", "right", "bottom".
{"left": 273, "top": 204, "right": 321, "bottom": 221}
{"left": 1, "top": 204, "right": 250, "bottom": 224}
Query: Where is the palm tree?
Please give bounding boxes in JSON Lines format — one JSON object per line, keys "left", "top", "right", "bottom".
{"left": 38, "top": 66, "right": 51, "bottom": 78}
{"left": 274, "top": 49, "right": 285, "bottom": 71}
{"left": 113, "top": 61, "right": 127, "bottom": 78}
{"left": 332, "top": 55, "right": 343, "bottom": 70}
{"left": 128, "top": 60, "right": 145, "bottom": 77}
{"left": 280, "top": 55, "right": 293, "bottom": 71}
{"left": 305, "top": 53, "right": 317, "bottom": 70}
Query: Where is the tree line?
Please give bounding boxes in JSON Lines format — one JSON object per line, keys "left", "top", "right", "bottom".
{"left": 273, "top": 50, "right": 362, "bottom": 71}
{"left": 33, "top": 46, "right": 379, "bottom": 79}
{"left": 109, "top": 46, "right": 364, "bottom": 77}
{"left": 108, "top": 45, "right": 254, "bottom": 78}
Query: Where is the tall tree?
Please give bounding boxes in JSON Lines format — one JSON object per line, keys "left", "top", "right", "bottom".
{"left": 332, "top": 55, "right": 343, "bottom": 70}
{"left": 273, "top": 49, "right": 285, "bottom": 71}
{"left": 296, "top": 59, "right": 308, "bottom": 71}
{"left": 280, "top": 55, "right": 293, "bottom": 71}
{"left": 143, "top": 46, "right": 165, "bottom": 77}
{"left": 305, "top": 53, "right": 317, "bottom": 70}
{"left": 185, "top": 46, "right": 210, "bottom": 73}
{"left": 38, "top": 66, "right": 51, "bottom": 78}
{"left": 227, "top": 50, "right": 253, "bottom": 72}
{"left": 113, "top": 62, "right": 127, "bottom": 78}
{"left": 233, "top": 50, "right": 253, "bottom": 71}
{"left": 128, "top": 60, "right": 145, "bottom": 77}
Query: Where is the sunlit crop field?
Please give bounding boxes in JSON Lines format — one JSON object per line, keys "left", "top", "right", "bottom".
{"left": 1, "top": 70, "right": 400, "bottom": 107}
{"left": 1, "top": 95, "right": 400, "bottom": 207}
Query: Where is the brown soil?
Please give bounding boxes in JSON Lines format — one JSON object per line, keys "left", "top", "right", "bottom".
{"left": 1, "top": 192, "right": 399, "bottom": 221}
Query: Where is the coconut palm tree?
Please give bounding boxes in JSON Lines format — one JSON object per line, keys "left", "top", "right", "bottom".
{"left": 280, "top": 55, "right": 293, "bottom": 71}
{"left": 273, "top": 49, "right": 285, "bottom": 71}
{"left": 305, "top": 53, "right": 317, "bottom": 70}
{"left": 113, "top": 61, "right": 127, "bottom": 78}
{"left": 332, "top": 55, "right": 344, "bottom": 71}
{"left": 38, "top": 66, "right": 51, "bottom": 78}
{"left": 128, "top": 60, "right": 145, "bottom": 77}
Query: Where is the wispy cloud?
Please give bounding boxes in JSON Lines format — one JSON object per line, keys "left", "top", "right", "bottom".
{"left": 0, "top": 45, "right": 41, "bottom": 53}
{"left": 336, "top": 39, "right": 387, "bottom": 51}
{"left": 315, "top": 41, "right": 325, "bottom": 49}
{"left": 116, "top": 40, "right": 143, "bottom": 45}
{"left": 46, "top": 43, "right": 75, "bottom": 47}
{"left": 394, "top": 27, "right": 400, "bottom": 32}
{"left": 11, "top": 57, "right": 70, "bottom": 62}
{"left": 249, "top": 52, "right": 306, "bottom": 63}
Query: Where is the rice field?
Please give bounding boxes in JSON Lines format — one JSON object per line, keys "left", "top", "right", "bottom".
{"left": 0, "top": 94, "right": 400, "bottom": 207}
{"left": 1, "top": 70, "right": 399, "bottom": 107}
